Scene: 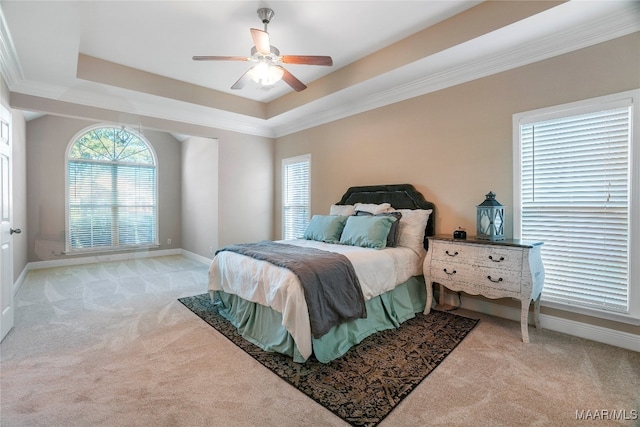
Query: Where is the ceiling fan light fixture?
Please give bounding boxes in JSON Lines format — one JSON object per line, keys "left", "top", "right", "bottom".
{"left": 248, "top": 62, "right": 284, "bottom": 86}
{"left": 193, "top": 7, "right": 332, "bottom": 92}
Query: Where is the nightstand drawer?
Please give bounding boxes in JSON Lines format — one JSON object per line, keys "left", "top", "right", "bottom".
{"left": 474, "top": 266, "right": 522, "bottom": 292}
{"left": 430, "top": 262, "right": 476, "bottom": 286}
{"left": 430, "top": 263, "right": 522, "bottom": 293}
{"left": 473, "top": 246, "right": 523, "bottom": 271}
{"left": 430, "top": 241, "right": 474, "bottom": 263}
{"left": 431, "top": 242, "right": 523, "bottom": 271}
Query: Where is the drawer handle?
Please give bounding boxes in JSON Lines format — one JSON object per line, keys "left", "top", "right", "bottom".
{"left": 444, "top": 268, "right": 457, "bottom": 276}
{"left": 445, "top": 250, "right": 459, "bottom": 257}
{"left": 487, "top": 275, "right": 503, "bottom": 283}
{"left": 488, "top": 255, "right": 505, "bottom": 262}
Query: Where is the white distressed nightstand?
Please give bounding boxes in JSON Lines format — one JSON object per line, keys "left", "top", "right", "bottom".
{"left": 423, "top": 235, "right": 545, "bottom": 343}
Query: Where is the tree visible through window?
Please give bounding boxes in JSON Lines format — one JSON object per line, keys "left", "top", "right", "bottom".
{"left": 66, "top": 126, "right": 157, "bottom": 251}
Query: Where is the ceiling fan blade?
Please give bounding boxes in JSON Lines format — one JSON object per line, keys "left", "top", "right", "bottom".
{"left": 250, "top": 28, "right": 271, "bottom": 55}
{"left": 231, "top": 68, "right": 253, "bottom": 90}
{"left": 277, "top": 66, "right": 307, "bottom": 92}
{"left": 192, "top": 56, "right": 249, "bottom": 61}
{"left": 281, "top": 56, "right": 333, "bottom": 66}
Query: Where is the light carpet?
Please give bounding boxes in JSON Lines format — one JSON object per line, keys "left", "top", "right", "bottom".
{"left": 1, "top": 255, "right": 638, "bottom": 426}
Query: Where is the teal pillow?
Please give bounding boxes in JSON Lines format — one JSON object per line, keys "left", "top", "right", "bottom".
{"left": 303, "top": 215, "right": 348, "bottom": 243}
{"left": 339, "top": 215, "right": 397, "bottom": 249}
{"left": 354, "top": 210, "right": 402, "bottom": 247}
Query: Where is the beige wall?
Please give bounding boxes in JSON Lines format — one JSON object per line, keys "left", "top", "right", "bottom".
{"left": 274, "top": 33, "right": 640, "bottom": 335}
{"left": 276, "top": 33, "right": 640, "bottom": 235}
{"left": 217, "top": 130, "right": 275, "bottom": 247}
{"left": 181, "top": 136, "right": 219, "bottom": 258}
{"left": 25, "top": 116, "right": 183, "bottom": 261}
{"left": 180, "top": 130, "right": 274, "bottom": 257}
{"left": 22, "top": 116, "right": 274, "bottom": 262}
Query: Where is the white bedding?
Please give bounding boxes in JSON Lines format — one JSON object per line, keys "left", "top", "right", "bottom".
{"left": 208, "top": 239, "right": 423, "bottom": 360}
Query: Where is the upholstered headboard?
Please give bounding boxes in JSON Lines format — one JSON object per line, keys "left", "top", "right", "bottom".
{"left": 335, "top": 184, "right": 436, "bottom": 249}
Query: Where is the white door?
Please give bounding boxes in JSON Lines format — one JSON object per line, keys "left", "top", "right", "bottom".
{"left": 0, "top": 105, "right": 15, "bottom": 341}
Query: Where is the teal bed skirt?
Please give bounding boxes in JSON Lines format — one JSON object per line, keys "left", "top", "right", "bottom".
{"left": 211, "top": 275, "right": 427, "bottom": 363}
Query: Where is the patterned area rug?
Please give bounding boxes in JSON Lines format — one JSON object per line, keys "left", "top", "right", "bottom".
{"left": 178, "top": 293, "right": 478, "bottom": 427}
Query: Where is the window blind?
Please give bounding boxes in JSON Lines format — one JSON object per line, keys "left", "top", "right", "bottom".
{"left": 68, "top": 161, "right": 157, "bottom": 250}
{"left": 283, "top": 156, "right": 310, "bottom": 240}
{"left": 520, "top": 106, "right": 630, "bottom": 314}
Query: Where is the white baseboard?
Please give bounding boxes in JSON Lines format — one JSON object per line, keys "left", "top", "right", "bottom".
{"left": 12, "top": 264, "right": 30, "bottom": 298}
{"left": 12, "top": 248, "right": 183, "bottom": 296}
{"left": 442, "top": 292, "right": 639, "bottom": 353}
{"left": 539, "top": 313, "right": 640, "bottom": 353}
{"left": 180, "top": 249, "right": 212, "bottom": 265}
{"left": 27, "top": 248, "right": 183, "bottom": 270}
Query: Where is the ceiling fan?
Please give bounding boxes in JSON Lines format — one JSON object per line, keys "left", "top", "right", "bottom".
{"left": 193, "top": 8, "right": 333, "bottom": 92}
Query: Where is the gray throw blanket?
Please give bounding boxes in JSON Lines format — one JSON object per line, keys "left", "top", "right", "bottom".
{"left": 216, "top": 241, "right": 366, "bottom": 339}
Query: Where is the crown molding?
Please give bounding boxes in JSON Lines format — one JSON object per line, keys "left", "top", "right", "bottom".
{"left": 3, "top": 1, "right": 638, "bottom": 139}
{"left": 0, "top": 7, "right": 23, "bottom": 87}
{"left": 10, "top": 79, "right": 275, "bottom": 138}
{"left": 270, "top": 1, "right": 640, "bottom": 137}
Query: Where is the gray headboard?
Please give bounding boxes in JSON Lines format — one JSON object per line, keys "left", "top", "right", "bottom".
{"left": 335, "top": 184, "right": 436, "bottom": 249}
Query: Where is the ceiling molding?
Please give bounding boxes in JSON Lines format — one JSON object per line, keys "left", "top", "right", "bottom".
{"left": 270, "top": 2, "right": 640, "bottom": 137}
{"left": 2, "top": 1, "right": 638, "bottom": 139}
{"left": 76, "top": 53, "right": 268, "bottom": 120}
{"left": 10, "top": 88, "right": 276, "bottom": 138}
{"left": 0, "top": 8, "right": 23, "bottom": 87}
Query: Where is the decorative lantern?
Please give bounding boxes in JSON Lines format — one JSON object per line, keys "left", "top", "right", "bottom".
{"left": 477, "top": 191, "right": 505, "bottom": 241}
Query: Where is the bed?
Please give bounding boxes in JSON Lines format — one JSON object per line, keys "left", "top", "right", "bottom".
{"left": 208, "top": 184, "right": 436, "bottom": 363}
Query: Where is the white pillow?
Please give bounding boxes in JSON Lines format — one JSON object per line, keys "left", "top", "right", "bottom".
{"left": 353, "top": 202, "right": 392, "bottom": 214}
{"left": 329, "top": 204, "right": 355, "bottom": 216}
{"left": 392, "top": 209, "right": 433, "bottom": 256}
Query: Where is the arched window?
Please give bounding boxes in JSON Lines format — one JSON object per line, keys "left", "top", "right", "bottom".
{"left": 66, "top": 126, "right": 157, "bottom": 252}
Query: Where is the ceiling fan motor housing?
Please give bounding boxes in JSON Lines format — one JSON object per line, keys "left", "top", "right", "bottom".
{"left": 250, "top": 45, "right": 280, "bottom": 63}
{"left": 257, "top": 8, "right": 274, "bottom": 27}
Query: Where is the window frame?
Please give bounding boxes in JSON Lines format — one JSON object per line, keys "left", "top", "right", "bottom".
{"left": 282, "top": 154, "right": 311, "bottom": 240}
{"left": 513, "top": 89, "right": 640, "bottom": 325}
{"left": 65, "top": 124, "right": 159, "bottom": 254}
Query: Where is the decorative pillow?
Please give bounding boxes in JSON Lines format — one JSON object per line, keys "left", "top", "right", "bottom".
{"left": 353, "top": 202, "right": 392, "bottom": 214}
{"left": 391, "top": 209, "right": 433, "bottom": 255}
{"left": 329, "top": 204, "right": 355, "bottom": 216}
{"left": 303, "top": 215, "right": 348, "bottom": 244}
{"left": 354, "top": 210, "right": 402, "bottom": 247}
{"left": 339, "top": 215, "right": 397, "bottom": 249}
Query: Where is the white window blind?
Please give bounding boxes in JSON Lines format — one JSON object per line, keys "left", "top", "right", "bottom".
{"left": 282, "top": 155, "right": 310, "bottom": 240}
{"left": 518, "top": 103, "right": 631, "bottom": 314}
{"left": 67, "top": 126, "right": 157, "bottom": 252}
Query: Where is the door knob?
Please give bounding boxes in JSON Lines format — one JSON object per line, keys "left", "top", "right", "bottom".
{"left": 10, "top": 228, "right": 21, "bottom": 234}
